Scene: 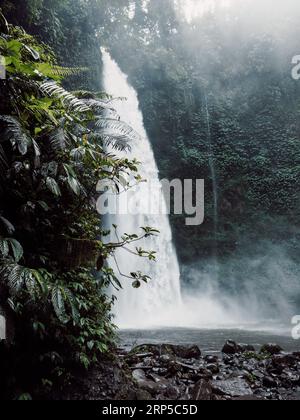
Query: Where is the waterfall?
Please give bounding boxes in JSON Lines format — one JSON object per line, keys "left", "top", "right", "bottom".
{"left": 204, "top": 95, "right": 218, "bottom": 235}
{"left": 102, "top": 51, "right": 182, "bottom": 329}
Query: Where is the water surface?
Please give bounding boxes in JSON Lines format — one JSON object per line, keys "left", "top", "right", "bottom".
{"left": 119, "top": 327, "right": 300, "bottom": 354}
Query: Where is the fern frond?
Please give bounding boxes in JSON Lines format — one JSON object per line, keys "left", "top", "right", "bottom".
{"left": 48, "top": 127, "right": 69, "bottom": 152}
{"left": 73, "top": 91, "right": 113, "bottom": 100}
{"left": 50, "top": 66, "right": 89, "bottom": 78}
{"left": 95, "top": 118, "right": 140, "bottom": 142}
{"left": 88, "top": 131, "right": 131, "bottom": 151}
{"left": 40, "top": 82, "right": 90, "bottom": 113}
{"left": 0, "top": 238, "right": 9, "bottom": 258}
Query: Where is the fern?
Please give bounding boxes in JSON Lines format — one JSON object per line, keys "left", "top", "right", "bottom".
{"left": 48, "top": 127, "right": 69, "bottom": 152}
{"left": 40, "top": 81, "right": 90, "bottom": 113}
{"left": 73, "top": 90, "right": 113, "bottom": 100}
{"left": 50, "top": 66, "right": 89, "bottom": 78}
{"left": 0, "top": 238, "right": 9, "bottom": 258}
{"left": 88, "top": 131, "right": 131, "bottom": 151}
{"left": 95, "top": 117, "right": 140, "bottom": 142}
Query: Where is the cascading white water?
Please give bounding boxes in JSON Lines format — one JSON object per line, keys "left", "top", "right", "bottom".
{"left": 102, "top": 51, "right": 182, "bottom": 328}
{"left": 204, "top": 95, "right": 218, "bottom": 235}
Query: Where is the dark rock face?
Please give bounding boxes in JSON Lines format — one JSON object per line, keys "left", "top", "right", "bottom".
{"left": 222, "top": 340, "right": 241, "bottom": 355}
{"left": 239, "top": 344, "right": 256, "bottom": 353}
{"left": 191, "top": 380, "right": 213, "bottom": 400}
{"left": 212, "top": 378, "right": 253, "bottom": 397}
{"left": 262, "top": 376, "right": 278, "bottom": 388}
{"left": 260, "top": 344, "right": 283, "bottom": 355}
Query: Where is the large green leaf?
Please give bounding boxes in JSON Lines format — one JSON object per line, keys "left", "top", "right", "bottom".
{"left": 7, "top": 239, "right": 23, "bottom": 263}
{"left": 46, "top": 177, "right": 61, "bottom": 197}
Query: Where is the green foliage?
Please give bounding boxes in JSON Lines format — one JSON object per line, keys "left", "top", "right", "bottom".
{"left": 0, "top": 13, "right": 157, "bottom": 399}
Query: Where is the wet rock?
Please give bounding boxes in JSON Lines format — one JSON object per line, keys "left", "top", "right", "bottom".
{"left": 204, "top": 355, "right": 219, "bottom": 364}
{"left": 149, "top": 373, "right": 169, "bottom": 388}
{"left": 263, "top": 376, "right": 278, "bottom": 388}
{"left": 132, "top": 369, "right": 159, "bottom": 395}
{"left": 286, "top": 392, "right": 300, "bottom": 401}
{"left": 174, "top": 360, "right": 200, "bottom": 372}
{"left": 272, "top": 354, "right": 297, "bottom": 370}
{"left": 260, "top": 344, "right": 283, "bottom": 355}
{"left": 197, "top": 367, "right": 213, "bottom": 380}
{"left": 129, "top": 345, "right": 161, "bottom": 356}
{"left": 239, "top": 344, "right": 256, "bottom": 353}
{"left": 280, "top": 371, "right": 300, "bottom": 387}
{"left": 251, "top": 370, "right": 264, "bottom": 380}
{"left": 159, "top": 354, "right": 173, "bottom": 365}
{"left": 212, "top": 378, "right": 253, "bottom": 397}
{"left": 191, "top": 380, "right": 213, "bottom": 400}
{"left": 163, "top": 384, "right": 181, "bottom": 400}
{"left": 136, "top": 389, "right": 152, "bottom": 400}
{"left": 161, "top": 344, "right": 201, "bottom": 359}
{"left": 206, "top": 364, "right": 220, "bottom": 374}
{"left": 222, "top": 340, "right": 241, "bottom": 355}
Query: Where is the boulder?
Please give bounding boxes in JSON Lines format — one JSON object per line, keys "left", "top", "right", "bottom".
{"left": 160, "top": 344, "right": 201, "bottom": 359}
{"left": 222, "top": 340, "right": 241, "bottom": 355}
{"left": 191, "top": 380, "right": 213, "bottom": 401}
{"left": 263, "top": 376, "right": 278, "bottom": 388}
{"left": 212, "top": 378, "right": 253, "bottom": 397}
{"left": 136, "top": 389, "right": 152, "bottom": 400}
{"left": 206, "top": 364, "right": 220, "bottom": 374}
{"left": 260, "top": 344, "right": 283, "bottom": 355}
{"left": 132, "top": 369, "right": 159, "bottom": 396}
{"left": 239, "top": 344, "right": 256, "bottom": 353}
{"left": 204, "top": 355, "right": 219, "bottom": 363}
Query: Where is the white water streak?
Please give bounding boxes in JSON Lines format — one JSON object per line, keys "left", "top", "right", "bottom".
{"left": 102, "top": 51, "right": 182, "bottom": 328}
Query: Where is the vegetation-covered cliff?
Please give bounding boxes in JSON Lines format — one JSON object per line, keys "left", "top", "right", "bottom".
{"left": 100, "top": 0, "right": 300, "bottom": 262}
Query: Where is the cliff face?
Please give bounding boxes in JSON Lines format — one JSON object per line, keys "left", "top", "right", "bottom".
{"left": 99, "top": 1, "right": 300, "bottom": 264}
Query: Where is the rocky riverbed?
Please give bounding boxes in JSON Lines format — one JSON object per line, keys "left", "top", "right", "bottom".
{"left": 67, "top": 340, "right": 300, "bottom": 400}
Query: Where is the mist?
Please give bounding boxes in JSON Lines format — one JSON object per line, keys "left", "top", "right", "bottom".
{"left": 180, "top": 241, "right": 300, "bottom": 331}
